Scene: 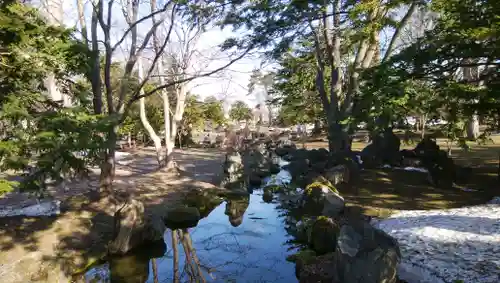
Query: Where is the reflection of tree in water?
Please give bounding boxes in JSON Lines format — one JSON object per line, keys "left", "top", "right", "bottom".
{"left": 87, "top": 194, "right": 296, "bottom": 283}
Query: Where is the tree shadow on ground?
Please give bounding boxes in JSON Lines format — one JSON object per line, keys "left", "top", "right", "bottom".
{"left": 0, "top": 149, "right": 226, "bottom": 282}
{"left": 342, "top": 167, "right": 497, "bottom": 218}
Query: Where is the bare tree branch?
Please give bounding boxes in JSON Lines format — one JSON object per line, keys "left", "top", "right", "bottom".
{"left": 383, "top": 1, "right": 418, "bottom": 62}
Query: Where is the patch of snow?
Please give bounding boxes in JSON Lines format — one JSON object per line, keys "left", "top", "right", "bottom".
{"left": 401, "top": 167, "right": 429, "bottom": 173}
{"left": 0, "top": 200, "right": 61, "bottom": 217}
{"left": 380, "top": 165, "right": 429, "bottom": 173}
{"left": 373, "top": 205, "right": 500, "bottom": 283}
{"left": 397, "top": 262, "right": 446, "bottom": 283}
{"left": 115, "top": 151, "right": 131, "bottom": 160}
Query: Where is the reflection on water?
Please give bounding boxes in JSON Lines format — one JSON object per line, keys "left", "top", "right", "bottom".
{"left": 85, "top": 189, "right": 298, "bottom": 283}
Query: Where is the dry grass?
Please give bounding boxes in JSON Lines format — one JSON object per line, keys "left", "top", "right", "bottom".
{"left": 305, "top": 135, "right": 500, "bottom": 218}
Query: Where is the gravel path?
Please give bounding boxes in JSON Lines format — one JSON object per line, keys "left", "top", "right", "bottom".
{"left": 373, "top": 203, "right": 500, "bottom": 283}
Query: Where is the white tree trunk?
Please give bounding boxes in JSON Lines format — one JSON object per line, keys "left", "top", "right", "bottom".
{"left": 170, "top": 85, "right": 187, "bottom": 149}
{"left": 158, "top": 60, "right": 175, "bottom": 168}
{"left": 137, "top": 58, "right": 164, "bottom": 166}
{"left": 466, "top": 115, "right": 480, "bottom": 140}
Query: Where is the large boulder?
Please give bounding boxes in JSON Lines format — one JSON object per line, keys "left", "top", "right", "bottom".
{"left": 220, "top": 150, "right": 244, "bottom": 189}
{"left": 413, "top": 138, "right": 457, "bottom": 188}
{"left": 241, "top": 146, "right": 271, "bottom": 186}
{"left": 323, "top": 164, "right": 350, "bottom": 186}
{"left": 298, "top": 220, "right": 401, "bottom": 283}
{"left": 334, "top": 221, "right": 401, "bottom": 283}
{"left": 275, "top": 144, "right": 296, "bottom": 157}
{"left": 302, "top": 174, "right": 345, "bottom": 216}
{"left": 360, "top": 129, "right": 401, "bottom": 167}
{"left": 108, "top": 197, "right": 166, "bottom": 255}
{"left": 308, "top": 217, "right": 340, "bottom": 255}
{"left": 285, "top": 158, "right": 310, "bottom": 185}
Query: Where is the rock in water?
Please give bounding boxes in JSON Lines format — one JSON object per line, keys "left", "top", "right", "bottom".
{"left": 108, "top": 199, "right": 165, "bottom": 255}
{"left": 309, "top": 217, "right": 340, "bottom": 255}
{"left": 335, "top": 221, "right": 401, "bottom": 283}
{"left": 220, "top": 150, "right": 244, "bottom": 189}
{"left": 164, "top": 207, "right": 201, "bottom": 229}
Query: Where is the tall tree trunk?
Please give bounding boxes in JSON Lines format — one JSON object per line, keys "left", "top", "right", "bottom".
{"left": 466, "top": 115, "right": 480, "bottom": 140}
{"left": 100, "top": 126, "right": 118, "bottom": 193}
{"left": 463, "top": 61, "right": 480, "bottom": 140}
{"left": 137, "top": 58, "right": 165, "bottom": 166}
{"left": 90, "top": 1, "right": 102, "bottom": 114}
{"left": 139, "top": 95, "right": 164, "bottom": 165}
{"left": 169, "top": 85, "right": 187, "bottom": 156}
{"left": 421, "top": 113, "right": 427, "bottom": 139}
{"left": 151, "top": 0, "right": 176, "bottom": 168}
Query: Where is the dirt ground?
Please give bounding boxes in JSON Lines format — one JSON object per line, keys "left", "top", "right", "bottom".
{"left": 0, "top": 148, "right": 225, "bottom": 283}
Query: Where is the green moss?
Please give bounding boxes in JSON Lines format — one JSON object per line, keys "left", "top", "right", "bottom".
{"left": 305, "top": 181, "right": 339, "bottom": 195}
{"left": 263, "top": 184, "right": 281, "bottom": 192}
{"left": 71, "top": 254, "right": 107, "bottom": 275}
{"left": 286, "top": 249, "right": 317, "bottom": 264}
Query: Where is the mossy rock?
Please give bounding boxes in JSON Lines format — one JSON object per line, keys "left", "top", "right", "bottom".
{"left": 287, "top": 249, "right": 318, "bottom": 280}
{"left": 286, "top": 249, "right": 317, "bottom": 263}
{"left": 164, "top": 207, "right": 201, "bottom": 229}
{"left": 249, "top": 173, "right": 263, "bottom": 187}
{"left": 304, "top": 181, "right": 339, "bottom": 195}
{"left": 269, "top": 164, "right": 281, "bottom": 174}
{"left": 262, "top": 189, "right": 273, "bottom": 203}
{"left": 263, "top": 184, "right": 283, "bottom": 193}
{"left": 308, "top": 216, "right": 339, "bottom": 255}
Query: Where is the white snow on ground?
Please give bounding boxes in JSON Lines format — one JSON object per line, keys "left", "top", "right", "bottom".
{"left": 0, "top": 200, "right": 61, "bottom": 217}
{"left": 115, "top": 151, "right": 132, "bottom": 165}
{"left": 373, "top": 202, "right": 500, "bottom": 283}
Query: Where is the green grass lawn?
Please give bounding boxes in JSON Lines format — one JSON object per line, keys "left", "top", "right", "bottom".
{"left": 306, "top": 135, "right": 500, "bottom": 218}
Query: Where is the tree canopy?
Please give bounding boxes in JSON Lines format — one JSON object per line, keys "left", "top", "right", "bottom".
{"left": 229, "top": 101, "right": 253, "bottom": 122}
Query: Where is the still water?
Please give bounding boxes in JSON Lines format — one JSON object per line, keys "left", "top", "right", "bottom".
{"left": 85, "top": 189, "right": 299, "bottom": 283}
